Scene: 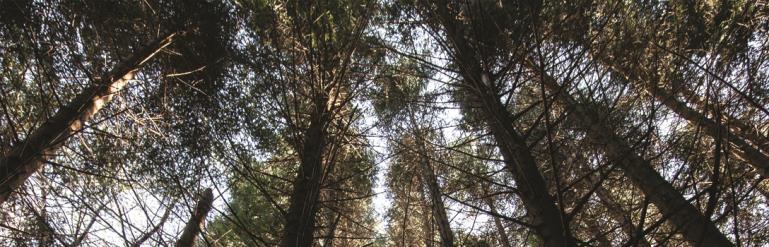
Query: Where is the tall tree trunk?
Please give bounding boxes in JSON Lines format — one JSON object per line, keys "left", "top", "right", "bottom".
{"left": 481, "top": 187, "right": 513, "bottom": 247}
{"left": 409, "top": 114, "right": 454, "bottom": 247}
{"left": 176, "top": 188, "right": 214, "bottom": 247}
{"left": 618, "top": 70, "right": 769, "bottom": 176}
{"left": 418, "top": 175, "right": 436, "bottom": 247}
{"left": 416, "top": 146, "right": 454, "bottom": 247}
{"left": 478, "top": 88, "right": 575, "bottom": 246}
{"left": 430, "top": 4, "right": 577, "bottom": 245}
{"left": 0, "top": 32, "right": 176, "bottom": 206}
{"left": 675, "top": 84, "right": 769, "bottom": 154}
{"left": 525, "top": 59, "right": 734, "bottom": 246}
{"left": 281, "top": 95, "right": 330, "bottom": 247}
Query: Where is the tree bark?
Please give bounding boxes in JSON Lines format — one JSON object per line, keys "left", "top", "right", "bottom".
{"left": 480, "top": 88, "right": 576, "bottom": 247}
{"left": 525, "top": 59, "right": 734, "bottom": 247}
{"left": 176, "top": 188, "right": 214, "bottom": 247}
{"left": 0, "top": 32, "right": 176, "bottom": 206}
{"left": 281, "top": 95, "right": 330, "bottom": 247}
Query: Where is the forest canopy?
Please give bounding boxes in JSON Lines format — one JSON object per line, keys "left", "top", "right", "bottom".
{"left": 1, "top": 0, "right": 768, "bottom": 246}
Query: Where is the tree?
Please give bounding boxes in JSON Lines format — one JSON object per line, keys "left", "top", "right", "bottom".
{"left": 410, "top": 1, "right": 578, "bottom": 245}
{"left": 3, "top": 0, "right": 769, "bottom": 246}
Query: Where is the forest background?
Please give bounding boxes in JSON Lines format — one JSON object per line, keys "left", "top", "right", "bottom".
{"left": 1, "top": 0, "right": 768, "bottom": 246}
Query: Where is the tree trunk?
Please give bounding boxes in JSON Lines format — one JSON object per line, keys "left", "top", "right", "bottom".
{"left": 430, "top": 4, "right": 577, "bottom": 245}
{"left": 480, "top": 92, "right": 576, "bottom": 246}
{"left": 409, "top": 115, "right": 454, "bottom": 247}
{"left": 636, "top": 74, "right": 769, "bottom": 176}
{"left": 281, "top": 95, "right": 330, "bottom": 247}
{"left": 416, "top": 146, "right": 454, "bottom": 247}
{"left": 481, "top": 189, "right": 513, "bottom": 247}
{"left": 525, "top": 59, "right": 734, "bottom": 247}
{"left": 675, "top": 84, "right": 769, "bottom": 154}
{"left": 0, "top": 32, "right": 176, "bottom": 206}
{"left": 176, "top": 188, "right": 214, "bottom": 247}
{"left": 417, "top": 175, "right": 436, "bottom": 247}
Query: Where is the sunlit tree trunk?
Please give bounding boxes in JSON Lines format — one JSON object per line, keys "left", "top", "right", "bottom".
{"left": 417, "top": 150, "right": 453, "bottom": 247}
{"left": 525, "top": 59, "right": 733, "bottom": 246}
{"left": 430, "top": 6, "right": 577, "bottom": 245}
{"left": 0, "top": 32, "right": 176, "bottom": 206}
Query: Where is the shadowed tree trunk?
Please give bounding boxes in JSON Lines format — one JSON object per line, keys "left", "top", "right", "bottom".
{"left": 281, "top": 94, "right": 330, "bottom": 247}
{"left": 177, "top": 188, "right": 214, "bottom": 247}
{"left": 429, "top": 3, "right": 577, "bottom": 245}
{"left": 524, "top": 59, "right": 734, "bottom": 247}
{"left": 0, "top": 32, "right": 176, "bottom": 206}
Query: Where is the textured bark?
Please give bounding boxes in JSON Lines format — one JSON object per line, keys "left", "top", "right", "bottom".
{"left": 281, "top": 95, "right": 330, "bottom": 247}
{"left": 430, "top": 4, "right": 577, "bottom": 245}
{"left": 0, "top": 32, "right": 176, "bottom": 206}
{"left": 526, "top": 60, "right": 733, "bottom": 246}
{"left": 176, "top": 188, "right": 214, "bottom": 247}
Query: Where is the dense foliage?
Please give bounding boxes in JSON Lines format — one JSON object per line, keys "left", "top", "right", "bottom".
{"left": 1, "top": 0, "right": 768, "bottom": 246}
